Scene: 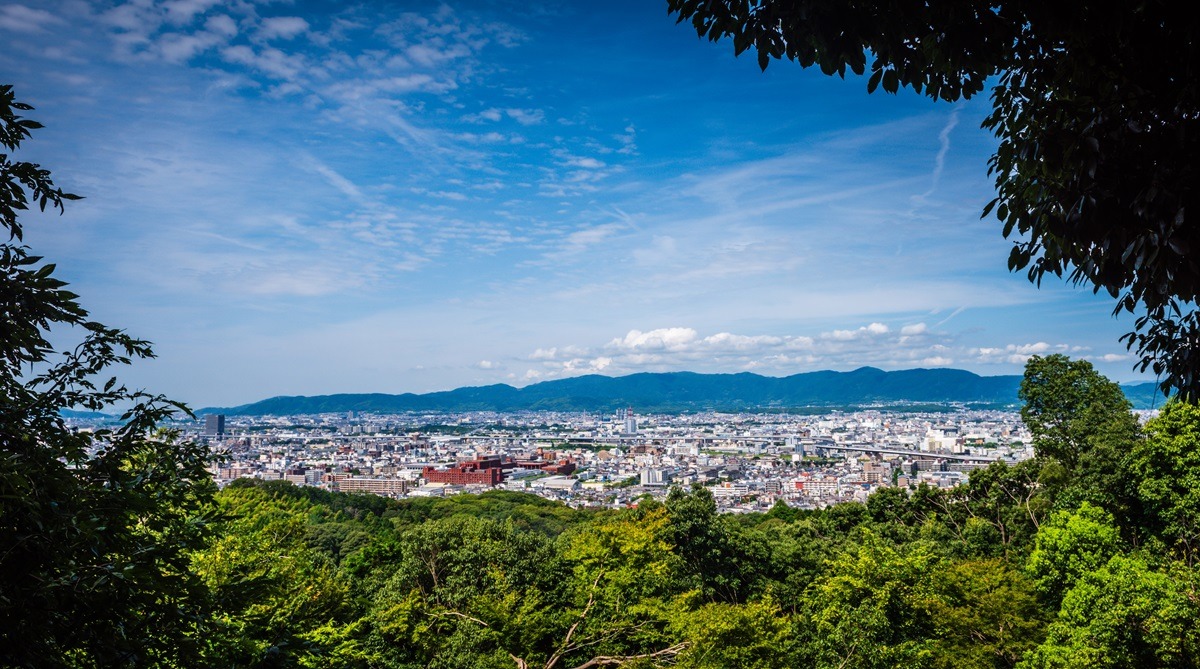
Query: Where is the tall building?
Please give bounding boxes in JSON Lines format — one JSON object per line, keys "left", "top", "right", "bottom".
{"left": 204, "top": 414, "right": 225, "bottom": 438}
{"left": 622, "top": 408, "right": 637, "bottom": 436}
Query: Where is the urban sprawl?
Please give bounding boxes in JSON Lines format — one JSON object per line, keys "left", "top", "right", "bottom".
{"left": 128, "top": 407, "right": 1090, "bottom": 512}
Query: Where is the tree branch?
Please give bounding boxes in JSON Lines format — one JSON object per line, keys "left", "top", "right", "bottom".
{"left": 567, "top": 642, "right": 688, "bottom": 669}
{"left": 545, "top": 571, "right": 604, "bottom": 669}
{"left": 434, "top": 610, "right": 490, "bottom": 628}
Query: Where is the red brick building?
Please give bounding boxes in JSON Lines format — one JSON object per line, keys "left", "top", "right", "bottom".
{"left": 422, "top": 459, "right": 504, "bottom": 486}
{"left": 541, "top": 460, "right": 576, "bottom": 475}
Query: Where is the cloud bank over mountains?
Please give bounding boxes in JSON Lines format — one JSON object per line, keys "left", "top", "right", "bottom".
{"left": 520, "top": 325, "right": 1114, "bottom": 383}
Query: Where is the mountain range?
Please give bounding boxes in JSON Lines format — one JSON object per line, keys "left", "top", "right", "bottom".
{"left": 200, "top": 367, "right": 1167, "bottom": 415}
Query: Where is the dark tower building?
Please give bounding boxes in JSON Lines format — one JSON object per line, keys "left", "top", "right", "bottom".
{"left": 204, "top": 414, "right": 225, "bottom": 438}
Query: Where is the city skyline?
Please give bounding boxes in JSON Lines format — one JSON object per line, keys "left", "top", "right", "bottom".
{"left": 1, "top": 0, "right": 1150, "bottom": 407}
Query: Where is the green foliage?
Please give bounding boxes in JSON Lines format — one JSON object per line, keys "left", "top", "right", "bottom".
{"left": 1133, "top": 400, "right": 1200, "bottom": 564}
{"left": 561, "top": 503, "right": 681, "bottom": 605}
{"left": 383, "top": 515, "right": 565, "bottom": 610}
{"left": 1020, "top": 355, "right": 1137, "bottom": 470}
{"left": 386, "top": 489, "right": 597, "bottom": 536}
{"left": 1019, "top": 355, "right": 1141, "bottom": 529}
{"left": 764, "top": 497, "right": 798, "bottom": 522}
{"left": 193, "top": 486, "right": 354, "bottom": 667}
{"left": 813, "top": 499, "right": 869, "bottom": 536}
{"left": 356, "top": 515, "right": 570, "bottom": 668}
{"left": 930, "top": 559, "right": 1046, "bottom": 669}
{"left": 666, "top": 485, "right": 771, "bottom": 603}
{"left": 670, "top": 598, "right": 792, "bottom": 669}
{"left": 928, "top": 460, "right": 1053, "bottom": 558}
{"left": 806, "top": 533, "right": 944, "bottom": 669}
{"left": 756, "top": 518, "right": 832, "bottom": 610}
{"left": 1, "top": 86, "right": 216, "bottom": 668}
{"left": 1025, "top": 504, "right": 1122, "bottom": 608}
{"left": 1022, "top": 556, "right": 1200, "bottom": 669}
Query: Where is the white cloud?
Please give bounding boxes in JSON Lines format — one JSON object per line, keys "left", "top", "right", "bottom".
{"left": 102, "top": 3, "right": 154, "bottom": 33}
{"left": 156, "top": 30, "right": 227, "bottom": 62}
{"left": 703, "top": 332, "right": 784, "bottom": 350}
{"left": 163, "top": 0, "right": 221, "bottom": 25}
{"left": 0, "top": 4, "right": 62, "bottom": 32}
{"left": 563, "top": 155, "right": 604, "bottom": 169}
{"left": 614, "top": 124, "right": 637, "bottom": 154}
{"left": 463, "top": 107, "right": 503, "bottom": 123}
{"left": 220, "top": 44, "right": 308, "bottom": 81}
{"left": 205, "top": 14, "right": 237, "bottom": 38}
{"left": 404, "top": 42, "right": 471, "bottom": 67}
{"left": 973, "top": 342, "right": 1076, "bottom": 365}
{"left": 258, "top": 16, "right": 310, "bottom": 41}
{"left": 535, "top": 221, "right": 628, "bottom": 263}
{"left": 505, "top": 108, "right": 544, "bottom": 125}
{"left": 825, "top": 323, "right": 890, "bottom": 341}
{"left": 523, "top": 323, "right": 981, "bottom": 381}
{"left": 609, "top": 328, "right": 699, "bottom": 352}
{"left": 302, "top": 156, "right": 364, "bottom": 201}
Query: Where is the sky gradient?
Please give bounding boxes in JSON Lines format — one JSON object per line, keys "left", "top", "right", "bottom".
{"left": 1, "top": 0, "right": 1151, "bottom": 407}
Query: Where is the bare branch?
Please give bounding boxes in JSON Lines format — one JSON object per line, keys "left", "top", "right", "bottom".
{"left": 434, "top": 610, "right": 490, "bottom": 628}
{"left": 546, "top": 571, "right": 604, "bottom": 669}
{"left": 567, "top": 642, "right": 689, "bottom": 669}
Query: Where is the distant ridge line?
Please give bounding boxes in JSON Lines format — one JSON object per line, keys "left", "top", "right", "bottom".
{"left": 200, "top": 367, "right": 1165, "bottom": 415}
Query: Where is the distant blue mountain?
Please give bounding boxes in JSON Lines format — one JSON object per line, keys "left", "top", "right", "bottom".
{"left": 198, "top": 367, "right": 1169, "bottom": 415}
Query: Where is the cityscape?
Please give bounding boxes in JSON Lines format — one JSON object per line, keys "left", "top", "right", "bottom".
{"left": 169, "top": 407, "right": 1042, "bottom": 511}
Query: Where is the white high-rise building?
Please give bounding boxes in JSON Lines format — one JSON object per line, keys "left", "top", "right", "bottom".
{"left": 623, "top": 415, "right": 637, "bottom": 435}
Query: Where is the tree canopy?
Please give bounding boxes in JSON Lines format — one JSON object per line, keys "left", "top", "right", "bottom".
{"left": 666, "top": 0, "right": 1200, "bottom": 398}
{"left": 1, "top": 85, "right": 216, "bottom": 667}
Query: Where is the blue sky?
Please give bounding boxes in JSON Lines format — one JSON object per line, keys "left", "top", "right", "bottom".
{"left": 2, "top": 0, "right": 1150, "bottom": 406}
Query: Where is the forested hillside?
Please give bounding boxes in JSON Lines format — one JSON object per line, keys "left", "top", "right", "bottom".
{"left": 166, "top": 358, "right": 1199, "bottom": 668}
{"left": 203, "top": 368, "right": 1166, "bottom": 415}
